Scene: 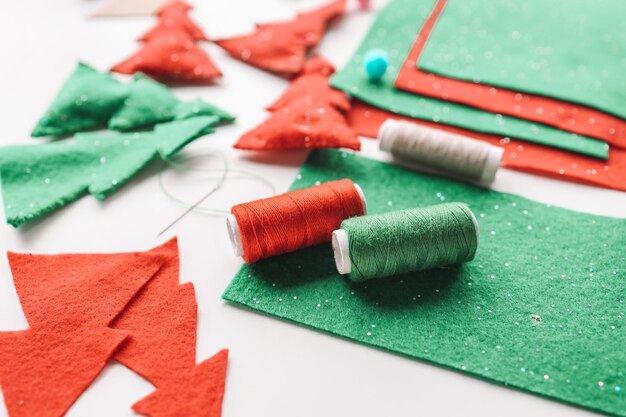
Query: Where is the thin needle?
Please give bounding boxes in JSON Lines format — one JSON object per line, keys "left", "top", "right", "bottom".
{"left": 156, "top": 184, "right": 222, "bottom": 237}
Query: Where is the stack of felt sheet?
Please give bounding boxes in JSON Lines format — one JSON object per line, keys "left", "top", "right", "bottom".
{"left": 330, "top": 0, "right": 626, "bottom": 191}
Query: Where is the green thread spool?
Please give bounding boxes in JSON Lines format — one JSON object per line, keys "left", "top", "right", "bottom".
{"left": 332, "top": 203, "right": 479, "bottom": 281}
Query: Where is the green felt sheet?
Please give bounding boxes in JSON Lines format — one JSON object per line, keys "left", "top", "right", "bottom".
{"left": 419, "top": 0, "right": 626, "bottom": 120}
{"left": 0, "top": 117, "right": 218, "bottom": 227}
{"left": 329, "top": 0, "right": 609, "bottom": 160}
{"left": 223, "top": 149, "right": 626, "bottom": 416}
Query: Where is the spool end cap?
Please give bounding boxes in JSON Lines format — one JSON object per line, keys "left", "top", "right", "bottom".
{"left": 353, "top": 183, "right": 368, "bottom": 215}
{"left": 226, "top": 214, "right": 244, "bottom": 257}
{"left": 481, "top": 146, "right": 505, "bottom": 183}
{"left": 332, "top": 229, "right": 351, "bottom": 275}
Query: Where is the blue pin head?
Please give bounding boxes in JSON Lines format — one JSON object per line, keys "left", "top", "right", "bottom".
{"left": 363, "top": 49, "right": 389, "bottom": 82}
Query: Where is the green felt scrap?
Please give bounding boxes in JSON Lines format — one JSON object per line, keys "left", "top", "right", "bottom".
{"left": 0, "top": 117, "right": 217, "bottom": 227}
{"left": 32, "top": 63, "right": 128, "bottom": 137}
{"left": 419, "top": 0, "right": 626, "bottom": 120}
{"left": 329, "top": 0, "right": 609, "bottom": 160}
{"left": 31, "top": 63, "right": 234, "bottom": 137}
{"left": 108, "top": 74, "right": 180, "bottom": 130}
{"left": 224, "top": 149, "right": 626, "bottom": 416}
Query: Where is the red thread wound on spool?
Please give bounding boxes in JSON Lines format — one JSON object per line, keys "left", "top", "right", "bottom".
{"left": 232, "top": 179, "right": 365, "bottom": 263}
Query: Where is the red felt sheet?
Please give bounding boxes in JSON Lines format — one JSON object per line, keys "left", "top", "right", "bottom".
{"left": 394, "top": 0, "right": 626, "bottom": 148}
{"left": 348, "top": 100, "right": 626, "bottom": 192}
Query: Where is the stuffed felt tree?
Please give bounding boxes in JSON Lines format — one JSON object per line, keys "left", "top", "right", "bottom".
{"left": 109, "top": 73, "right": 234, "bottom": 130}
{"left": 31, "top": 63, "right": 128, "bottom": 137}
{"left": 214, "top": 0, "right": 346, "bottom": 76}
{"left": 140, "top": 0, "right": 208, "bottom": 42}
{"left": 31, "top": 64, "right": 234, "bottom": 137}
{"left": 1, "top": 117, "right": 218, "bottom": 227}
{"left": 112, "top": 0, "right": 221, "bottom": 83}
{"left": 234, "top": 56, "right": 360, "bottom": 151}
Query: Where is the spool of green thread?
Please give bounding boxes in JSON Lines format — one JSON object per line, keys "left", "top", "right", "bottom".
{"left": 332, "top": 202, "right": 479, "bottom": 281}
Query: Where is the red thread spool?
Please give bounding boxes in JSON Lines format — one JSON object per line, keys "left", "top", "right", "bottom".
{"left": 227, "top": 179, "right": 367, "bottom": 263}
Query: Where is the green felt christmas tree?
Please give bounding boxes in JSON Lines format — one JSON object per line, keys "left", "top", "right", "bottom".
{"left": 31, "top": 63, "right": 128, "bottom": 137}
{"left": 108, "top": 73, "right": 181, "bottom": 130}
{"left": 32, "top": 63, "right": 235, "bottom": 138}
{"left": 109, "top": 74, "right": 235, "bottom": 131}
{"left": 2, "top": 117, "right": 218, "bottom": 227}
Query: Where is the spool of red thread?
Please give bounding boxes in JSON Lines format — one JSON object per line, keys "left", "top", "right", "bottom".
{"left": 227, "top": 179, "right": 367, "bottom": 263}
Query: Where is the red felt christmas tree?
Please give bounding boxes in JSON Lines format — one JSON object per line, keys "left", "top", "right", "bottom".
{"left": 0, "top": 240, "right": 229, "bottom": 417}
{"left": 0, "top": 248, "right": 165, "bottom": 417}
{"left": 215, "top": 0, "right": 346, "bottom": 76}
{"left": 234, "top": 56, "right": 360, "bottom": 151}
{"left": 140, "top": 0, "right": 208, "bottom": 42}
{"left": 112, "top": 0, "right": 221, "bottom": 83}
{"left": 112, "top": 238, "right": 229, "bottom": 417}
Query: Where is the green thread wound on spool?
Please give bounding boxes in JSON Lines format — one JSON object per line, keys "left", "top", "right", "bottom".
{"left": 340, "top": 203, "right": 479, "bottom": 281}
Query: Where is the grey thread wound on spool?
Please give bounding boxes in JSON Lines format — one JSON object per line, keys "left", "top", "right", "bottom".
{"left": 379, "top": 119, "right": 504, "bottom": 183}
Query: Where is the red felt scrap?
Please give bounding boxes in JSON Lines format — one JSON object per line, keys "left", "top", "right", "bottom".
{"left": 214, "top": 0, "right": 346, "bottom": 76}
{"left": 132, "top": 349, "right": 229, "bottom": 417}
{"left": 0, "top": 239, "right": 230, "bottom": 417}
{"left": 140, "top": 0, "right": 208, "bottom": 41}
{"left": 348, "top": 100, "right": 626, "bottom": 192}
{"left": 235, "top": 56, "right": 360, "bottom": 151}
{"left": 112, "top": 238, "right": 229, "bottom": 417}
{"left": 395, "top": 0, "right": 626, "bottom": 147}
{"left": 0, "top": 327, "right": 127, "bottom": 417}
{"left": 7, "top": 249, "right": 165, "bottom": 328}
{"left": 112, "top": 238, "right": 198, "bottom": 387}
{"left": 0, "top": 245, "right": 169, "bottom": 417}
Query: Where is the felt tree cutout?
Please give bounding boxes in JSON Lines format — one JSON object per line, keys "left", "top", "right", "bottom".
{"left": 0, "top": 247, "right": 166, "bottom": 417}
{"left": 215, "top": 0, "right": 346, "bottom": 76}
{"left": 0, "top": 239, "right": 229, "bottom": 417}
{"left": 31, "top": 63, "right": 234, "bottom": 137}
{"left": 140, "top": 0, "right": 208, "bottom": 42}
{"left": 112, "top": 239, "right": 198, "bottom": 385}
{"left": 31, "top": 63, "right": 128, "bottom": 137}
{"left": 0, "top": 327, "right": 127, "bottom": 417}
{"left": 235, "top": 56, "right": 360, "bottom": 151}
{"left": 112, "top": 0, "right": 221, "bottom": 83}
{"left": 132, "top": 350, "right": 229, "bottom": 417}
{"left": 112, "top": 238, "right": 229, "bottom": 417}
{"left": 0, "top": 117, "right": 217, "bottom": 227}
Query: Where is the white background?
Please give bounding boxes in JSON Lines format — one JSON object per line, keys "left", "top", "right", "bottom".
{"left": 1, "top": 1, "right": 625, "bottom": 416}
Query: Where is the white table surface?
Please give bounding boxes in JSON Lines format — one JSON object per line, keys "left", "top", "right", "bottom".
{"left": 1, "top": 1, "right": 625, "bottom": 416}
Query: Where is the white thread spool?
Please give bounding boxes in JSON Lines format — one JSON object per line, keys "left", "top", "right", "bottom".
{"left": 378, "top": 119, "right": 504, "bottom": 183}
{"left": 226, "top": 183, "right": 368, "bottom": 258}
